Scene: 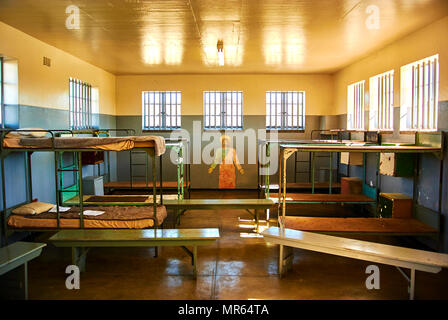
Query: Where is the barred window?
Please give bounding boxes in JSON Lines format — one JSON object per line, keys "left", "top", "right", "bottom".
{"left": 347, "top": 80, "right": 365, "bottom": 130}
{"left": 204, "top": 91, "right": 243, "bottom": 130}
{"left": 142, "top": 91, "right": 181, "bottom": 130}
{"left": 69, "top": 78, "right": 92, "bottom": 130}
{"left": 266, "top": 91, "right": 305, "bottom": 130}
{"left": 400, "top": 54, "right": 439, "bottom": 131}
{"left": 369, "top": 70, "right": 394, "bottom": 131}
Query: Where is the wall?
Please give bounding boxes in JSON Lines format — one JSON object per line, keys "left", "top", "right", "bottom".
{"left": 0, "top": 22, "right": 117, "bottom": 223}
{"left": 115, "top": 74, "right": 334, "bottom": 188}
{"left": 333, "top": 16, "right": 448, "bottom": 116}
{"left": 332, "top": 16, "right": 448, "bottom": 252}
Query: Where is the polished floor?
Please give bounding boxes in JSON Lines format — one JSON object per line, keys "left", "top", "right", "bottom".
{"left": 24, "top": 190, "right": 448, "bottom": 300}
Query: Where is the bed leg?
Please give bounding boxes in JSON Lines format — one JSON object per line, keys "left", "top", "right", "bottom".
{"left": 154, "top": 247, "right": 159, "bottom": 258}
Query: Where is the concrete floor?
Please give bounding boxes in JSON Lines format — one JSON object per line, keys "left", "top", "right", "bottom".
{"left": 24, "top": 190, "right": 448, "bottom": 300}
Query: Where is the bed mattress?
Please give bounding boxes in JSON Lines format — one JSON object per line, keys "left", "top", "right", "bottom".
{"left": 3, "top": 135, "right": 166, "bottom": 156}
{"left": 7, "top": 205, "right": 167, "bottom": 229}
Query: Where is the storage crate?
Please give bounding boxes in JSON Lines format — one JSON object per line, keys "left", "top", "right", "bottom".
{"left": 341, "top": 177, "right": 362, "bottom": 194}
{"left": 379, "top": 193, "right": 412, "bottom": 218}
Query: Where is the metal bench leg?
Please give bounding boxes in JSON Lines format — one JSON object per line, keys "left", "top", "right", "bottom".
{"left": 23, "top": 262, "right": 28, "bottom": 300}
{"left": 397, "top": 267, "right": 416, "bottom": 300}
{"left": 180, "top": 246, "right": 198, "bottom": 279}
{"left": 410, "top": 269, "right": 415, "bottom": 300}
{"left": 72, "top": 247, "right": 88, "bottom": 272}
{"left": 193, "top": 245, "right": 198, "bottom": 279}
{"left": 279, "top": 244, "right": 284, "bottom": 277}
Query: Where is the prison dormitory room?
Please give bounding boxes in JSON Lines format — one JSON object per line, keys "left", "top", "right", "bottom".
{"left": 1, "top": 0, "right": 448, "bottom": 305}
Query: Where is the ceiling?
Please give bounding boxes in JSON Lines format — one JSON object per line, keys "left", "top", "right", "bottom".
{"left": 0, "top": 0, "right": 447, "bottom": 75}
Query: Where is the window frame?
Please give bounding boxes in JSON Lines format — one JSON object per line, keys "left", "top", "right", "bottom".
{"left": 369, "top": 70, "right": 394, "bottom": 131}
{"left": 347, "top": 80, "right": 365, "bottom": 131}
{"left": 203, "top": 91, "right": 243, "bottom": 130}
{"left": 266, "top": 91, "right": 305, "bottom": 131}
{"left": 141, "top": 91, "right": 181, "bottom": 131}
{"left": 400, "top": 54, "right": 439, "bottom": 132}
{"left": 69, "top": 77, "right": 93, "bottom": 130}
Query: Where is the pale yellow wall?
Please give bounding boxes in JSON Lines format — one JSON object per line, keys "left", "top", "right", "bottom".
{"left": 333, "top": 16, "right": 448, "bottom": 116}
{"left": 0, "top": 21, "right": 116, "bottom": 115}
{"left": 116, "top": 74, "right": 334, "bottom": 116}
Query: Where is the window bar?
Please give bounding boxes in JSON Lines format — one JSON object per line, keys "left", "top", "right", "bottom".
{"left": 76, "top": 79, "right": 80, "bottom": 129}
{"left": 379, "top": 76, "right": 382, "bottom": 129}
{"left": 215, "top": 91, "right": 218, "bottom": 130}
{"left": 142, "top": 92, "right": 145, "bottom": 128}
{"left": 355, "top": 83, "right": 359, "bottom": 129}
{"left": 417, "top": 64, "right": 421, "bottom": 130}
{"left": 161, "top": 92, "right": 165, "bottom": 130}
{"left": 434, "top": 57, "right": 439, "bottom": 129}
{"left": 423, "top": 62, "right": 427, "bottom": 130}
{"left": 144, "top": 92, "right": 147, "bottom": 129}
{"left": 356, "top": 83, "right": 359, "bottom": 129}
{"left": 385, "top": 75, "right": 388, "bottom": 130}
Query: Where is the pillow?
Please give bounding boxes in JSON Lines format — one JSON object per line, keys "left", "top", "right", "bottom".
{"left": 12, "top": 202, "right": 55, "bottom": 215}
{"left": 6, "top": 128, "right": 48, "bottom": 138}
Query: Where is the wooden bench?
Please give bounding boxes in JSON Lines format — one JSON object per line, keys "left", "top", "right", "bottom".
{"left": 164, "top": 199, "right": 274, "bottom": 229}
{"left": 0, "top": 242, "right": 46, "bottom": 300}
{"left": 49, "top": 228, "right": 220, "bottom": 278}
{"left": 262, "top": 227, "right": 448, "bottom": 299}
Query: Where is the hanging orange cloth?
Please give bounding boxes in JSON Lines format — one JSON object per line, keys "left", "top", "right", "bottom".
{"left": 209, "top": 136, "right": 244, "bottom": 189}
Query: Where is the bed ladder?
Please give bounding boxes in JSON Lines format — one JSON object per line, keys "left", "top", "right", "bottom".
{"left": 130, "top": 150, "right": 149, "bottom": 187}
{"left": 57, "top": 152, "right": 81, "bottom": 204}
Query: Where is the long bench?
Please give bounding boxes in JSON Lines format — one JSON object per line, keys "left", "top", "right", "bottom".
{"left": 164, "top": 199, "right": 275, "bottom": 229}
{"left": 0, "top": 242, "right": 46, "bottom": 300}
{"left": 49, "top": 228, "right": 220, "bottom": 278}
{"left": 262, "top": 227, "right": 448, "bottom": 299}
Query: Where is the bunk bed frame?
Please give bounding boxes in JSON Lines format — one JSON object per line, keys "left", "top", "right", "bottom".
{"left": 103, "top": 137, "right": 191, "bottom": 200}
{"left": 276, "top": 131, "right": 444, "bottom": 238}
{"left": 258, "top": 129, "right": 366, "bottom": 199}
{"left": 0, "top": 129, "right": 165, "bottom": 245}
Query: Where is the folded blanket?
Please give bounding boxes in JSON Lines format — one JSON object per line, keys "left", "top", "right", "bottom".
{"left": 7, "top": 135, "right": 166, "bottom": 156}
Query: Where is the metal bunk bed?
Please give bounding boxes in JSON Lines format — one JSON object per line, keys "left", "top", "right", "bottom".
{"left": 257, "top": 129, "right": 363, "bottom": 199}
{"left": 103, "top": 135, "right": 191, "bottom": 200}
{"left": 0, "top": 129, "right": 166, "bottom": 245}
{"left": 276, "top": 131, "right": 444, "bottom": 238}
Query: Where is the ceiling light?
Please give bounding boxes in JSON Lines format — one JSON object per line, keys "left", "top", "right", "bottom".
{"left": 217, "top": 40, "right": 224, "bottom": 66}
